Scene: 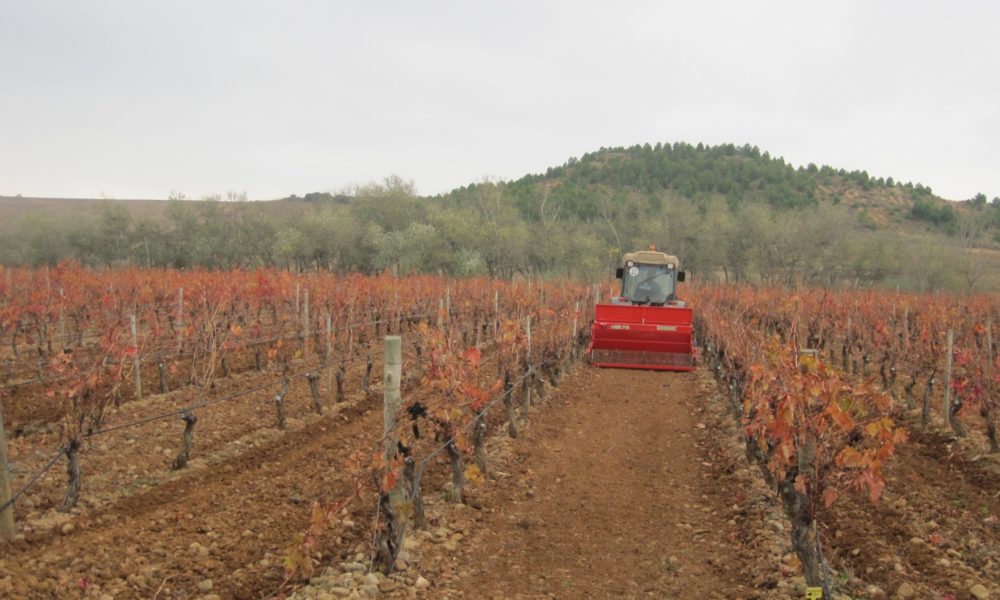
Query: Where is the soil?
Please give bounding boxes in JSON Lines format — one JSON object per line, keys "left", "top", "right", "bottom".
{"left": 0, "top": 336, "right": 317, "bottom": 437}
{"left": 290, "top": 362, "right": 804, "bottom": 600}
{"left": 424, "top": 366, "right": 771, "bottom": 599}
{"left": 825, "top": 426, "right": 1000, "bottom": 599}
{"left": 2, "top": 356, "right": 999, "bottom": 600}
{"left": 0, "top": 351, "right": 394, "bottom": 600}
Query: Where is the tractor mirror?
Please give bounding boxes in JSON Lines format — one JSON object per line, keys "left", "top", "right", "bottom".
{"left": 677, "top": 271, "right": 686, "bottom": 282}
{"left": 615, "top": 267, "right": 624, "bottom": 279}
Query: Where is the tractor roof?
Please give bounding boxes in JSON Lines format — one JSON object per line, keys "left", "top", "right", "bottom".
{"left": 622, "top": 250, "right": 680, "bottom": 268}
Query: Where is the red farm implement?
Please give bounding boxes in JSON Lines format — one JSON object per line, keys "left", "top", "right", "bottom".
{"left": 587, "top": 247, "right": 696, "bottom": 372}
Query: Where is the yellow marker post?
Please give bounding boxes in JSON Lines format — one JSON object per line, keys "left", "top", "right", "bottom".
{"left": 805, "top": 588, "right": 823, "bottom": 600}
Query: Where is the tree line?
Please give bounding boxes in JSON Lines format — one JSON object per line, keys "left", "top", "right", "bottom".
{"left": 2, "top": 144, "right": 998, "bottom": 292}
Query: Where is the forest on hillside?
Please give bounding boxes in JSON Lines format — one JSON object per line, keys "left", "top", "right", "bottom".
{"left": 2, "top": 143, "right": 999, "bottom": 291}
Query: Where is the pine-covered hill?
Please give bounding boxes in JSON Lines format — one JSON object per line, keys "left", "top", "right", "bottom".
{"left": 444, "top": 142, "right": 989, "bottom": 234}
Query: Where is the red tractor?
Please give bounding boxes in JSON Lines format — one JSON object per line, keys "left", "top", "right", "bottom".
{"left": 588, "top": 246, "right": 695, "bottom": 371}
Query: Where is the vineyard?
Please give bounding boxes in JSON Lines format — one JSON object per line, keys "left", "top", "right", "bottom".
{"left": 0, "top": 265, "right": 998, "bottom": 599}
{"left": 691, "top": 286, "right": 1000, "bottom": 598}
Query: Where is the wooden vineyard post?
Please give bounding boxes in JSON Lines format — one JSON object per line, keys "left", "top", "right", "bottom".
{"left": 326, "top": 314, "right": 333, "bottom": 401}
{"left": 943, "top": 329, "right": 953, "bottom": 421}
{"left": 377, "top": 335, "right": 406, "bottom": 571}
{"left": 572, "top": 301, "right": 579, "bottom": 339}
{"left": 131, "top": 315, "right": 142, "bottom": 402}
{"left": 383, "top": 336, "right": 402, "bottom": 462}
{"left": 0, "top": 400, "right": 15, "bottom": 540}
{"left": 493, "top": 290, "right": 499, "bottom": 340}
{"left": 944, "top": 328, "right": 966, "bottom": 436}
{"left": 176, "top": 287, "right": 184, "bottom": 354}
{"left": 843, "top": 316, "right": 852, "bottom": 372}
{"left": 472, "top": 405, "right": 488, "bottom": 475}
{"left": 988, "top": 319, "right": 994, "bottom": 370}
{"left": 593, "top": 283, "right": 600, "bottom": 305}
{"left": 988, "top": 319, "right": 998, "bottom": 452}
{"left": 392, "top": 291, "right": 400, "bottom": 334}
{"left": 303, "top": 288, "right": 310, "bottom": 354}
{"left": 377, "top": 335, "right": 412, "bottom": 573}
{"left": 445, "top": 287, "right": 451, "bottom": 321}
{"left": 505, "top": 371, "right": 517, "bottom": 438}
{"left": 903, "top": 305, "right": 910, "bottom": 350}
{"left": 522, "top": 315, "right": 532, "bottom": 418}
{"left": 295, "top": 283, "right": 301, "bottom": 318}
{"left": 156, "top": 353, "right": 169, "bottom": 394}
{"left": 58, "top": 288, "right": 66, "bottom": 350}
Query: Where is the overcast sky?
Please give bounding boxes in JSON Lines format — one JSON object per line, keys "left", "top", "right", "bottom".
{"left": 1, "top": 1, "right": 997, "bottom": 201}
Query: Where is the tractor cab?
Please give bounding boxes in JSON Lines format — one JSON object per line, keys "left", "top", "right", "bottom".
{"left": 614, "top": 249, "right": 686, "bottom": 306}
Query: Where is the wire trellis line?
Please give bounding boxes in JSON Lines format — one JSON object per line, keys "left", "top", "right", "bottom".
{"left": 0, "top": 446, "right": 68, "bottom": 516}
{"left": 0, "top": 307, "right": 581, "bottom": 531}
{"left": 0, "top": 311, "right": 437, "bottom": 392}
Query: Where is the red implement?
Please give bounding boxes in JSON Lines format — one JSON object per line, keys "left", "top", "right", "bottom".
{"left": 588, "top": 302, "right": 696, "bottom": 371}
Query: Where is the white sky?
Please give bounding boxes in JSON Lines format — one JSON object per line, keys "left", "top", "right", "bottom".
{"left": 1, "top": 0, "right": 998, "bottom": 201}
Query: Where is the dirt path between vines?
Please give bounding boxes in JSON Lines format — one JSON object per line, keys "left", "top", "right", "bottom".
{"left": 3, "top": 359, "right": 798, "bottom": 600}
{"left": 434, "top": 367, "right": 761, "bottom": 599}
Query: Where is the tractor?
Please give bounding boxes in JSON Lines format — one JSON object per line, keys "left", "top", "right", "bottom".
{"left": 587, "top": 246, "right": 695, "bottom": 371}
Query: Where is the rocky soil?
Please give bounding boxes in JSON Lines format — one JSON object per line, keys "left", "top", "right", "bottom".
{"left": 2, "top": 357, "right": 997, "bottom": 599}
{"left": 291, "top": 366, "right": 810, "bottom": 600}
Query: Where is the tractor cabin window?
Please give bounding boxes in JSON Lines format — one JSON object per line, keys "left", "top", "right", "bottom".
{"left": 621, "top": 264, "right": 675, "bottom": 305}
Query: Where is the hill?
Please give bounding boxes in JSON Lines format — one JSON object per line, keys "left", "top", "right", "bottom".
{"left": 448, "top": 142, "right": 988, "bottom": 231}
{"left": 440, "top": 143, "right": 1000, "bottom": 289}
{"left": 2, "top": 143, "right": 1000, "bottom": 291}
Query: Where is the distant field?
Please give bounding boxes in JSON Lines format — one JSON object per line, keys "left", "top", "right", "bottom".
{"left": 0, "top": 196, "right": 172, "bottom": 231}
